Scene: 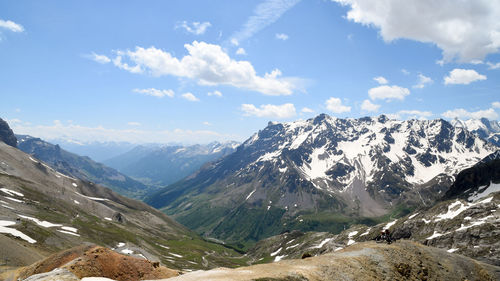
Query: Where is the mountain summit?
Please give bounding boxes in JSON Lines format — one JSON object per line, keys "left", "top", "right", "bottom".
{"left": 147, "top": 114, "right": 497, "bottom": 247}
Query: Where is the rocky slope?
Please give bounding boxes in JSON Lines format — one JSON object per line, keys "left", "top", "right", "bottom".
{"left": 16, "top": 135, "right": 155, "bottom": 199}
{"left": 0, "top": 118, "right": 17, "bottom": 148}
{"left": 146, "top": 115, "right": 496, "bottom": 248}
{"left": 0, "top": 140, "right": 248, "bottom": 275}
{"left": 104, "top": 142, "right": 239, "bottom": 187}
{"left": 451, "top": 118, "right": 500, "bottom": 146}
{"left": 161, "top": 240, "right": 500, "bottom": 281}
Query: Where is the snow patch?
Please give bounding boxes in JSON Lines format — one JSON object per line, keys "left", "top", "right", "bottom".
{"left": 75, "top": 192, "right": 109, "bottom": 201}
{"left": 447, "top": 248, "right": 459, "bottom": 253}
{"left": 468, "top": 182, "right": 500, "bottom": 201}
{"left": 18, "top": 215, "right": 63, "bottom": 228}
{"left": 314, "top": 238, "right": 333, "bottom": 249}
{"left": 274, "top": 255, "right": 286, "bottom": 262}
{"left": 117, "top": 242, "right": 126, "bottom": 248}
{"left": 0, "top": 188, "right": 24, "bottom": 197}
{"left": 0, "top": 220, "right": 37, "bottom": 243}
{"left": 383, "top": 220, "right": 397, "bottom": 230}
{"left": 270, "top": 247, "right": 282, "bottom": 256}
{"left": 245, "top": 189, "right": 256, "bottom": 201}
{"left": 57, "top": 230, "right": 80, "bottom": 237}
{"left": 121, "top": 249, "right": 134, "bottom": 255}
{"left": 408, "top": 213, "right": 419, "bottom": 219}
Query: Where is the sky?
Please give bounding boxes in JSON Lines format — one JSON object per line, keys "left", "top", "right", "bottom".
{"left": 1, "top": 0, "right": 500, "bottom": 144}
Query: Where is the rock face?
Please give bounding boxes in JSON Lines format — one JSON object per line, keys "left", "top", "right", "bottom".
{"left": 161, "top": 241, "right": 500, "bottom": 281}
{"left": 0, "top": 142, "right": 247, "bottom": 274}
{"left": 0, "top": 118, "right": 17, "bottom": 147}
{"left": 16, "top": 135, "right": 154, "bottom": 199}
{"left": 451, "top": 118, "right": 500, "bottom": 147}
{"left": 103, "top": 142, "right": 239, "bottom": 187}
{"left": 6, "top": 245, "right": 179, "bottom": 281}
{"left": 146, "top": 115, "right": 496, "bottom": 248}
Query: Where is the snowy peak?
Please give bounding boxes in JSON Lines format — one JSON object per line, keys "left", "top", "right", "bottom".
{"left": 450, "top": 118, "right": 500, "bottom": 147}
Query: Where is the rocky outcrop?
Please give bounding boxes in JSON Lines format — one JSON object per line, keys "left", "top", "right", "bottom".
{"left": 0, "top": 118, "right": 17, "bottom": 147}
{"left": 162, "top": 241, "right": 500, "bottom": 281}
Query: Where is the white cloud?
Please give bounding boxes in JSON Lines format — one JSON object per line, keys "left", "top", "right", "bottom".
{"left": 361, "top": 99, "right": 380, "bottom": 112}
{"left": 444, "top": 69, "right": 487, "bottom": 85}
{"left": 109, "top": 41, "right": 298, "bottom": 96}
{"left": 275, "top": 33, "right": 289, "bottom": 40}
{"left": 442, "top": 108, "right": 498, "bottom": 120}
{"left": 332, "top": 0, "right": 500, "bottom": 62}
{"left": 487, "top": 61, "right": 500, "bottom": 69}
{"left": 399, "top": 110, "right": 433, "bottom": 119}
{"left": 301, "top": 107, "right": 314, "bottom": 113}
{"left": 401, "top": 69, "right": 410, "bottom": 75}
{"left": 373, "top": 76, "right": 388, "bottom": 85}
{"left": 207, "top": 90, "right": 223, "bottom": 97}
{"left": 8, "top": 119, "right": 239, "bottom": 144}
{"left": 181, "top": 92, "right": 200, "bottom": 102}
{"left": 87, "top": 52, "right": 111, "bottom": 64}
{"left": 413, "top": 74, "right": 433, "bottom": 89}
{"left": 241, "top": 103, "right": 296, "bottom": 119}
{"left": 236, "top": 47, "right": 247, "bottom": 55}
{"left": 325, "top": 97, "right": 351, "bottom": 113}
{"left": 176, "top": 21, "right": 211, "bottom": 35}
{"left": 492, "top": 101, "right": 500, "bottom": 108}
{"left": 368, "top": 85, "right": 410, "bottom": 101}
{"left": 0, "top": 19, "right": 24, "bottom": 32}
{"left": 133, "top": 88, "right": 174, "bottom": 98}
{"left": 203, "top": 121, "right": 212, "bottom": 126}
{"left": 230, "top": 0, "right": 300, "bottom": 45}
{"left": 127, "top": 122, "right": 141, "bottom": 126}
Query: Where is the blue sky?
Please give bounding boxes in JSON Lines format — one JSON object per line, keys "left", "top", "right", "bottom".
{"left": 1, "top": 0, "right": 500, "bottom": 144}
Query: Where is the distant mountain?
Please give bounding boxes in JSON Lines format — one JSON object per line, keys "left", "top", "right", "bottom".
{"left": 451, "top": 118, "right": 500, "bottom": 146}
{"left": 15, "top": 135, "right": 154, "bottom": 199}
{"left": 51, "top": 139, "right": 137, "bottom": 162}
{"left": 146, "top": 114, "right": 496, "bottom": 249}
{"left": 0, "top": 118, "right": 17, "bottom": 147}
{"left": 104, "top": 142, "right": 239, "bottom": 186}
{"left": 0, "top": 140, "right": 247, "bottom": 274}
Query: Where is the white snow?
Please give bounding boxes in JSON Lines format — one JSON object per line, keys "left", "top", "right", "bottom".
{"left": 117, "top": 242, "right": 126, "bottom": 247}
{"left": 75, "top": 192, "right": 109, "bottom": 201}
{"left": 0, "top": 220, "right": 37, "bottom": 243}
{"left": 57, "top": 230, "right": 80, "bottom": 237}
{"left": 1, "top": 204, "right": 14, "bottom": 210}
{"left": 61, "top": 226, "right": 78, "bottom": 233}
{"left": 274, "top": 255, "right": 286, "bottom": 262}
{"left": 286, "top": 243, "right": 300, "bottom": 250}
{"left": 4, "top": 196, "right": 23, "bottom": 203}
{"left": 18, "top": 215, "right": 63, "bottom": 228}
{"left": 383, "top": 220, "right": 397, "bottom": 230}
{"left": 447, "top": 248, "right": 459, "bottom": 253}
{"left": 245, "top": 189, "right": 256, "bottom": 201}
{"left": 72, "top": 183, "right": 78, "bottom": 187}
{"left": 121, "top": 249, "right": 134, "bottom": 254}
{"left": 156, "top": 243, "right": 169, "bottom": 249}
{"left": 468, "top": 182, "right": 500, "bottom": 201}
{"left": 270, "top": 247, "right": 282, "bottom": 256}
{"left": 170, "top": 253, "right": 183, "bottom": 258}
{"left": 359, "top": 228, "right": 371, "bottom": 237}
{"left": 104, "top": 217, "right": 112, "bottom": 221}
{"left": 426, "top": 231, "right": 449, "bottom": 240}
{"left": 434, "top": 201, "right": 469, "bottom": 222}
{"left": 422, "top": 218, "right": 431, "bottom": 224}
{"left": 347, "top": 230, "right": 358, "bottom": 246}
{"left": 267, "top": 205, "right": 270, "bottom": 211}
{"left": 73, "top": 200, "right": 80, "bottom": 205}
{"left": 0, "top": 188, "right": 24, "bottom": 197}
{"left": 314, "top": 238, "right": 333, "bottom": 249}
{"left": 408, "top": 213, "right": 419, "bottom": 219}
{"left": 455, "top": 215, "right": 494, "bottom": 231}
{"left": 334, "top": 247, "right": 343, "bottom": 252}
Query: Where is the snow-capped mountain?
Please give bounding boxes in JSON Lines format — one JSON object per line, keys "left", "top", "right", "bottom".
{"left": 451, "top": 118, "right": 500, "bottom": 147}
{"left": 147, "top": 114, "right": 497, "bottom": 247}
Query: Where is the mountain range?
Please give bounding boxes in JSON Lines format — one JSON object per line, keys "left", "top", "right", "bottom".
{"left": 103, "top": 142, "right": 239, "bottom": 187}
{"left": 146, "top": 114, "right": 498, "bottom": 249}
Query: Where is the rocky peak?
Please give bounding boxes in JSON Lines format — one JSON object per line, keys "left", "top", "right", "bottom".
{"left": 0, "top": 118, "right": 17, "bottom": 147}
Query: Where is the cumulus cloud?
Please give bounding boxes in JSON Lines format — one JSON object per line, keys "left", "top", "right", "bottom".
{"left": 230, "top": 0, "right": 300, "bottom": 44}
{"left": 301, "top": 107, "right": 314, "bottom": 113}
{"left": 241, "top": 103, "right": 296, "bottom": 119}
{"left": 181, "top": 92, "right": 200, "bottom": 102}
{"left": 133, "top": 88, "right": 174, "bottom": 98}
{"left": 207, "top": 90, "right": 223, "bottom": 97}
{"left": 401, "top": 69, "right": 410, "bottom": 75}
{"left": 492, "top": 101, "right": 500, "bottom": 108}
{"left": 176, "top": 21, "right": 211, "bottom": 35}
{"left": 373, "top": 76, "right": 388, "bottom": 85}
{"left": 236, "top": 47, "right": 247, "bottom": 55}
{"left": 361, "top": 99, "right": 380, "bottom": 112}
{"left": 87, "top": 52, "right": 111, "bottom": 64}
{"left": 413, "top": 74, "right": 433, "bottom": 89}
{"left": 444, "top": 69, "right": 487, "bottom": 85}
{"left": 0, "top": 19, "right": 24, "bottom": 32}
{"left": 9, "top": 119, "right": 239, "bottom": 144}
{"left": 325, "top": 97, "right": 351, "bottom": 113}
{"left": 368, "top": 85, "right": 410, "bottom": 101}
{"left": 399, "top": 110, "right": 432, "bottom": 119}
{"left": 127, "top": 122, "right": 141, "bottom": 126}
{"left": 275, "top": 33, "right": 289, "bottom": 40}
{"left": 442, "top": 108, "right": 498, "bottom": 120}
{"left": 108, "top": 41, "right": 299, "bottom": 95}
{"left": 332, "top": 0, "right": 500, "bottom": 62}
